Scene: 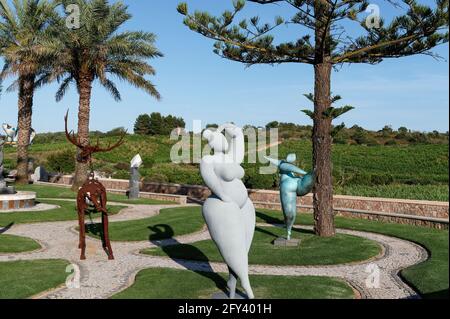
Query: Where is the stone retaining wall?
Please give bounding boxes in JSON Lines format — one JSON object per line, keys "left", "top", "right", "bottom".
{"left": 52, "top": 176, "right": 449, "bottom": 229}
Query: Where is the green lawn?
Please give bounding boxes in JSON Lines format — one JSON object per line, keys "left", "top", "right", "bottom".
{"left": 85, "top": 206, "right": 204, "bottom": 242}
{"left": 0, "top": 259, "right": 70, "bottom": 299}
{"left": 333, "top": 184, "right": 449, "bottom": 202}
{"left": 112, "top": 267, "right": 355, "bottom": 299}
{"left": 255, "top": 209, "right": 449, "bottom": 299}
{"left": 16, "top": 184, "right": 174, "bottom": 205}
{"left": 0, "top": 200, "right": 124, "bottom": 226}
{"left": 143, "top": 225, "right": 381, "bottom": 266}
{"left": 0, "top": 234, "right": 41, "bottom": 253}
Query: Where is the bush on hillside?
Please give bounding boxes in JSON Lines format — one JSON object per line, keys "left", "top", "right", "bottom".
{"left": 46, "top": 150, "right": 75, "bottom": 173}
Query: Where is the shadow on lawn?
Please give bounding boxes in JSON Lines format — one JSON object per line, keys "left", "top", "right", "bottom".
{"left": 148, "top": 224, "right": 228, "bottom": 295}
{"left": 256, "top": 210, "right": 283, "bottom": 225}
{"left": 0, "top": 222, "right": 14, "bottom": 234}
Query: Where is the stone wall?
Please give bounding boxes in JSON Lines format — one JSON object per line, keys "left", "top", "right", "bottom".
{"left": 52, "top": 176, "right": 449, "bottom": 229}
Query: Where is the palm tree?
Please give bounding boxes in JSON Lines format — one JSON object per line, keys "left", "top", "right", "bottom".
{"left": 0, "top": 0, "right": 57, "bottom": 184}
{"left": 50, "top": 0, "right": 162, "bottom": 189}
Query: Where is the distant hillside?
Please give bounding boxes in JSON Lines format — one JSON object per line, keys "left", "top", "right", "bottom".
{"left": 2, "top": 131, "right": 448, "bottom": 201}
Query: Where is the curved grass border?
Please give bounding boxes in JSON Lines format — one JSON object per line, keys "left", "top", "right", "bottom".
{"left": 112, "top": 267, "right": 356, "bottom": 299}
{"left": 255, "top": 209, "right": 449, "bottom": 299}
{"left": 142, "top": 225, "right": 382, "bottom": 266}
{"left": 85, "top": 206, "right": 205, "bottom": 242}
{"left": 0, "top": 259, "right": 71, "bottom": 299}
{"left": 0, "top": 234, "right": 41, "bottom": 254}
{"left": 0, "top": 200, "right": 125, "bottom": 226}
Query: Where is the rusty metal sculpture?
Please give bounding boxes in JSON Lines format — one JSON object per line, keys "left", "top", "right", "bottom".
{"left": 65, "top": 110, "right": 126, "bottom": 260}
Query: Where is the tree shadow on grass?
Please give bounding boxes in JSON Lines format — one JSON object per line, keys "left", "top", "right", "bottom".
{"left": 256, "top": 210, "right": 283, "bottom": 225}
{"left": 0, "top": 222, "right": 14, "bottom": 234}
{"left": 147, "top": 224, "right": 227, "bottom": 295}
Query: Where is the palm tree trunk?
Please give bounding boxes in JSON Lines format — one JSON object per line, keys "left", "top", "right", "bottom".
{"left": 72, "top": 72, "right": 93, "bottom": 190}
{"left": 312, "top": 1, "right": 335, "bottom": 237}
{"left": 16, "top": 74, "right": 35, "bottom": 185}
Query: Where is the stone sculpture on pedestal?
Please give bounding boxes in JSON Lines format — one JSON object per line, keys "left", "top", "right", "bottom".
{"left": 200, "top": 123, "right": 256, "bottom": 299}
{"left": 129, "top": 154, "right": 143, "bottom": 200}
{"left": 265, "top": 154, "right": 315, "bottom": 243}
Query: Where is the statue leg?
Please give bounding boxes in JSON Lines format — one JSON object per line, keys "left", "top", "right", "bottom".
{"left": 102, "top": 213, "right": 114, "bottom": 260}
{"left": 281, "top": 192, "right": 297, "bottom": 240}
{"left": 79, "top": 212, "right": 86, "bottom": 260}
{"left": 227, "top": 267, "right": 237, "bottom": 299}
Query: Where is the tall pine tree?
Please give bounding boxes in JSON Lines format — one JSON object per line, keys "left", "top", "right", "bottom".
{"left": 177, "top": 0, "right": 448, "bottom": 236}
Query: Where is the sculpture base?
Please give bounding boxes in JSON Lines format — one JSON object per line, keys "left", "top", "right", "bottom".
{"left": 0, "top": 191, "right": 36, "bottom": 211}
{"left": 273, "top": 237, "right": 300, "bottom": 247}
{"left": 211, "top": 291, "right": 247, "bottom": 300}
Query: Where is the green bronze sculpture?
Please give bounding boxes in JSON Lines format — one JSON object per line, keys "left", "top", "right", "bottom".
{"left": 265, "top": 154, "right": 315, "bottom": 241}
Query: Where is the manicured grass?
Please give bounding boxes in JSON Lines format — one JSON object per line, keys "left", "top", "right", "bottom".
{"left": 255, "top": 209, "right": 449, "bottom": 299}
{"left": 143, "top": 224, "right": 381, "bottom": 266}
{"left": 16, "top": 184, "right": 173, "bottom": 205}
{"left": 0, "top": 259, "right": 70, "bottom": 299}
{"left": 0, "top": 200, "right": 124, "bottom": 226}
{"left": 85, "top": 206, "right": 204, "bottom": 242}
{"left": 112, "top": 267, "right": 355, "bottom": 299}
{"left": 334, "top": 184, "right": 449, "bottom": 202}
{"left": 0, "top": 234, "right": 41, "bottom": 253}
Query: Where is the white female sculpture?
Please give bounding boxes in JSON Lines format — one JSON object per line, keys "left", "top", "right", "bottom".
{"left": 200, "top": 123, "right": 256, "bottom": 299}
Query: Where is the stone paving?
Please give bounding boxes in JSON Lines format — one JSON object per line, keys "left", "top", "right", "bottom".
{"left": 0, "top": 202, "right": 428, "bottom": 299}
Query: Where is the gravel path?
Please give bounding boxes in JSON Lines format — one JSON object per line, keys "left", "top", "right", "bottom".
{"left": 0, "top": 203, "right": 428, "bottom": 299}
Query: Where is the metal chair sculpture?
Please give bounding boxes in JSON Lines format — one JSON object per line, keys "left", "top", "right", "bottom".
{"left": 65, "top": 111, "right": 126, "bottom": 260}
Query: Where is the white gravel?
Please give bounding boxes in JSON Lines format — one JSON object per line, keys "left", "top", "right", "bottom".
{"left": 0, "top": 203, "right": 428, "bottom": 299}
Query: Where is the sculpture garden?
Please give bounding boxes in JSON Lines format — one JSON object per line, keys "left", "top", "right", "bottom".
{"left": 0, "top": 0, "right": 449, "bottom": 302}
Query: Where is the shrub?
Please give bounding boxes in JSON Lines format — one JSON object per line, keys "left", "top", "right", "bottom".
{"left": 244, "top": 171, "right": 278, "bottom": 190}
{"left": 143, "top": 173, "right": 169, "bottom": 183}
{"left": 370, "top": 173, "right": 394, "bottom": 185}
{"left": 113, "top": 170, "right": 129, "bottom": 180}
{"left": 348, "top": 172, "right": 372, "bottom": 185}
{"left": 46, "top": 150, "right": 75, "bottom": 173}
{"left": 385, "top": 139, "right": 397, "bottom": 146}
{"left": 114, "top": 162, "right": 129, "bottom": 171}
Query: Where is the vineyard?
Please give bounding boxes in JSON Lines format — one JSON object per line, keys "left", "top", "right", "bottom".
{"left": 3, "top": 133, "right": 448, "bottom": 201}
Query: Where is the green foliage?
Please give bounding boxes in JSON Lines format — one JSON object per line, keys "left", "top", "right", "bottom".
{"left": 46, "top": 149, "right": 75, "bottom": 173}
{"left": 48, "top": 0, "right": 163, "bottom": 102}
{"left": 105, "top": 127, "right": 127, "bottom": 137}
{"left": 265, "top": 121, "right": 279, "bottom": 129}
{"left": 134, "top": 114, "right": 151, "bottom": 135}
{"left": 134, "top": 113, "right": 185, "bottom": 136}
{"left": 243, "top": 167, "right": 278, "bottom": 190}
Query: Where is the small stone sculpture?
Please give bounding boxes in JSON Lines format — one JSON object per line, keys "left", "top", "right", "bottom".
{"left": 266, "top": 154, "right": 315, "bottom": 241}
{"left": 200, "top": 123, "right": 256, "bottom": 299}
{"left": 129, "top": 154, "right": 143, "bottom": 199}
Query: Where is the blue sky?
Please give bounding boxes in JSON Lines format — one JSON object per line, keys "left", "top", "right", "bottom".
{"left": 0, "top": 0, "right": 448, "bottom": 133}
